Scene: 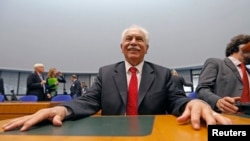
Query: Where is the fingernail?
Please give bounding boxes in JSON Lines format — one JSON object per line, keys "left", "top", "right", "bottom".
{"left": 20, "top": 127, "right": 26, "bottom": 131}
{"left": 194, "top": 123, "right": 200, "bottom": 129}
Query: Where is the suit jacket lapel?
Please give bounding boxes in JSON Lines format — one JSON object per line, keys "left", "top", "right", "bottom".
{"left": 113, "top": 62, "right": 128, "bottom": 106}
{"left": 138, "top": 63, "right": 155, "bottom": 106}
{"left": 35, "top": 72, "right": 42, "bottom": 82}
{"left": 224, "top": 58, "right": 242, "bottom": 83}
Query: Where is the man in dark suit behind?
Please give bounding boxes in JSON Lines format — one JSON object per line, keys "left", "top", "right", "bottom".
{"left": 69, "top": 74, "right": 82, "bottom": 98}
{"left": 196, "top": 34, "right": 250, "bottom": 114}
{"left": 26, "top": 63, "right": 46, "bottom": 101}
{"left": 3, "top": 25, "right": 232, "bottom": 132}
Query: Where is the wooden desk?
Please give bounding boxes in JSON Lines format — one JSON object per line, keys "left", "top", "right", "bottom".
{"left": 0, "top": 102, "right": 60, "bottom": 120}
{"left": 0, "top": 114, "right": 249, "bottom": 141}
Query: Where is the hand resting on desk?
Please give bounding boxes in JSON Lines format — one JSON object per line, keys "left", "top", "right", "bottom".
{"left": 2, "top": 106, "right": 67, "bottom": 131}
{"left": 2, "top": 99, "right": 232, "bottom": 132}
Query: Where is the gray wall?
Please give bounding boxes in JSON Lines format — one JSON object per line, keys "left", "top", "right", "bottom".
{"left": 0, "top": 0, "right": 250, "bottom": 73}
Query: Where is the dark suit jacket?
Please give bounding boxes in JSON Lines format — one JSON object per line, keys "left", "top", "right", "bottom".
{"left": 26, "top": 72, "right": 45, "bottom": 101}
{"left": 70, "top": 79, "right": 82, "bottom": 97}
{"left": 196, "top": 58, "right": 245, "bottom": 110}
{"left": 171, "top": 75, "right": 193, "bottom": 93}
{"left": 0, "top": 78, "right": 4, "bottom": 95}
{"left": 62, "top": 61, "right": 190, "bottom": 119}
{"left": 0, "top": 77, "right": 8, "bottom": 100}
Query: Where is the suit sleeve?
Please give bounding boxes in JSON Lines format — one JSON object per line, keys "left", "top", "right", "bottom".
{"left": 181, "top": 77, "right": 193, "bottom": 87}
{"left": 195, "top": 58, "right": 221, "bottom": 110}
{"left": 27, "top": 74, "right": 42, "bottom": 89}
{"left": 57, "top": 76, "right": 66, "bottom": 83}
{"left": 61, "top": 75, "right": 101, "bottom": 119}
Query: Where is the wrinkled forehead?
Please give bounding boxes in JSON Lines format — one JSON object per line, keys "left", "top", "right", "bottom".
{"left": 123, "top": 28, "right": 146, "bottom": 39}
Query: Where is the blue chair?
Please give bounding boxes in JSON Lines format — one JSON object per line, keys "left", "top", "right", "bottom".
{"left": 187, "top": 92, "right": 197, "bottom": 99}
{"left": 0, "top": 94, "right": 4, "bottom": 102}
{"left": 51, "top": 95, "right": 72, "bottom": 102}
{"left": 19, "top": 95, "right": 38, "bottom": 102}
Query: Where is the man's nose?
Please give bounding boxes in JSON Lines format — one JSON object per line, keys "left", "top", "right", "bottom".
{"left": 130, "top": 38, "right": 137, "bottom": 45}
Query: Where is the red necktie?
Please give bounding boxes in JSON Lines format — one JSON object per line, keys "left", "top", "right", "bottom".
{"left": 240, "top": 63, "right": 250, "bottom": 102}
{"left": 126, "top": 67, "right": 138, "bottom": 115}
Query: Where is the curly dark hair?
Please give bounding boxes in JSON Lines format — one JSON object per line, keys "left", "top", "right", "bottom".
{"left": 225, "top": 34, "right": 250, "bottom": 57}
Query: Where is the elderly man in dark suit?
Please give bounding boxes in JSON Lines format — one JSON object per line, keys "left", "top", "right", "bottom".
{"left": 196, "top": 34, "right": 250, "bottom": 114}
{"left": 26, "top": 63, "right": 46, "bottom": 101}
{"left": 2, "top": 25, "right": 232, "bottom": 132}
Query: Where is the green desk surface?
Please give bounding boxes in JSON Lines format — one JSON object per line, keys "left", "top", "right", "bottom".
{"left": 1, "top": 115, "right": 155, "bottom": 136}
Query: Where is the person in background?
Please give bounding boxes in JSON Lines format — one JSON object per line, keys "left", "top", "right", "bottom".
{"left": 46, "top": 68, "right": 66, "bottom": 100}
{"left": 26, "top": 63, "right": 46, "bottom": 101}
{"left": 2, "top": 25, "right": 232, "bottom": 132}
{"left": 171, "top": 69, "right": 193, "bottom": 94}
{"left": 0, "top": 77, "right": 8, "bottom": 101}
{"left": 81, "top": 81, "right": 88, "bottom": 96}
{"left": 196, "top": 34, "right": 250, "bottom": 114}
{"left": 70, "top": 74, "right": 82, "bottom": 98}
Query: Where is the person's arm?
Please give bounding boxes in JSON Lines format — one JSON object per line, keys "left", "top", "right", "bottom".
{"left": 195, "top": 58, "right": 221, "bottom": 109}
{"left": 61, "top": 79, "right": 101, "bottom": 119}
{"left": 57, "top": 76, "right": 66, "bottom": 83}
{"left": 181, "top": 77, "right": 193, "bottom": 87}
{"left": 27, "top": 73, "right": 43, "bottom": 89}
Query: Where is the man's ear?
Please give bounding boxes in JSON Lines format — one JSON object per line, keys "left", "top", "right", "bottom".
{"left": 145, "top": 44, "right": 149, "bottom": 54}
{"left": 120, "top": 44, "right": 124, "bottom": 53}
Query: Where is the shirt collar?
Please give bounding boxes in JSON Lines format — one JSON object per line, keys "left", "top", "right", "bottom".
{"left": 228, "top": 56, "right": 241, "bottom": 66}
{"left": 125, "top": 60, "right": 144, "bottom": 74}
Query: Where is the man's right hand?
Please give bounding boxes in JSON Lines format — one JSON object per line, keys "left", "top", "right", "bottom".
{"left": 216, "top": 96, "right": 241, "bottom": 114}
{"left": 41, "top": 80, "right": 46, "bottom": 85}
{"left": 2, "top": 106, "right": 67, "bottom": 131}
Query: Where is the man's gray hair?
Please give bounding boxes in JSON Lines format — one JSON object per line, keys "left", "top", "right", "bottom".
{"left": 33, "top": 63, "right": 44, "bottom": 68}
{"left": 121, "top": 25, "right": 149, "bottom": 44}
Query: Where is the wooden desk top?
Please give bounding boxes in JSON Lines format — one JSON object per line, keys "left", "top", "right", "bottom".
{"left": 0, "top": 114, "right": 249, "bottom": 141}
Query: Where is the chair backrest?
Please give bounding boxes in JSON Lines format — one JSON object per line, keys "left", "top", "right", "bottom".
{"left": 51, "top": 95, "right": 72, "bottom": 102}
{"left": 19, "top": 95, "right": 38, "bottom": 102}
{"left": 187, "top": 92, "right": 197, "bottom": 99}
{"left": 0, "top": 94, "right": 4, "bottom": 102}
